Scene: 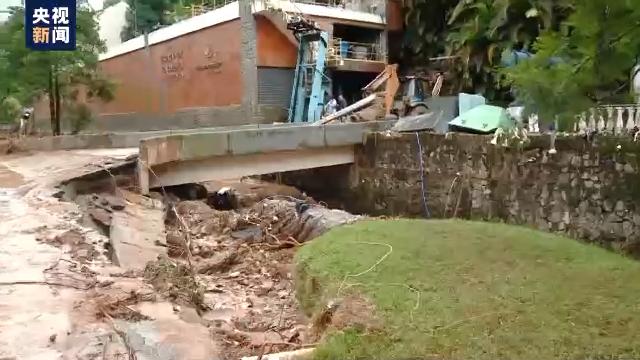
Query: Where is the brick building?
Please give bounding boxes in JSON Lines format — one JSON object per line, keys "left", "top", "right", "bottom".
{"left": 37, "top": 0, "right": 403, "bottom": 132}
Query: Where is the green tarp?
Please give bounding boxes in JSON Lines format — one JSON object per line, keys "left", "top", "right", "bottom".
{"left": 448, "top": 104, "right": 515, "bottom": 134}
{"left": 458, "top": 93, "right": 486, "bottom": 115}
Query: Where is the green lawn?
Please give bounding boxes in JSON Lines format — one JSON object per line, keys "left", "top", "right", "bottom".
{"left": 295, "top": 219, "right": 640, "bottom": 360}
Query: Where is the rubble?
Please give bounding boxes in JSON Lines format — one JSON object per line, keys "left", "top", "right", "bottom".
{"left": 94, "top": 290, "right": 156, "bottom": 322}
{"left": 143, "top": 257, "right": 206, "bottom": 312}
{"left": 240, "top": 348, "right": 314, "bottom": 360}
{"left": 37, "top": 229, "right": 102, "bottom": 263}
{"left": 238, "top": 199, "right": 360, "bottom": 244}
{"left": 160, "top": 192, "right": 361, "bottom": 358}
{"left": 196, "top": 249, "right": 242, "bottom": 274}
{"left": 2, "top": 146, "right": 360, "bottom": 360}
{"left": 88, "top": 207, "right": 111, "bottom": 228}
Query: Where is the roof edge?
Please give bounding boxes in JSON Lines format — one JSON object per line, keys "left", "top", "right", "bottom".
{"left": 99, "top": 1, "right": 386, "bottom": 62}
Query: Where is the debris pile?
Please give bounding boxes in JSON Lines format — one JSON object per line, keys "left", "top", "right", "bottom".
{"left": 94, "top": 289, "right": 156, "bottom": 322}
{"left": 38, "top": 229, "right": 101, "bottom": 263}
{"left": 53, "top": 173, "right": 361, "bottom": 359}
{"left": 239, "top": 198, "right": 360, "bottom": 245}
{"left": 161, "top": 190, "right": 361, "bottom": 358}
{"left": 144, "top": 256, "right": 207, "bottom": 312}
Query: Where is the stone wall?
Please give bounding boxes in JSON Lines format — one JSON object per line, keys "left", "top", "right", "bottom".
{"left": 349, "top": 132, "right": 640, "bottom": 254}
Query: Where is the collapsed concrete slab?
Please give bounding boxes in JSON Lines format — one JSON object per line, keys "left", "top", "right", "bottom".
{"left": 116, "top": 302, "right": 219, "bottom": 360}
{"left": 109, "top": 199, "right": 166, "bottom": 270}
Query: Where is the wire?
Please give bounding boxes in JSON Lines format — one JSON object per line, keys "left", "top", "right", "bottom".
{"left": 415, "top": 132, "right": 431, "bottom": 218}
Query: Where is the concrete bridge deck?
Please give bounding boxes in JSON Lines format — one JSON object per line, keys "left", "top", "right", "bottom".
{"left": 138, "top": 121, "right": 392, "bottom": 194}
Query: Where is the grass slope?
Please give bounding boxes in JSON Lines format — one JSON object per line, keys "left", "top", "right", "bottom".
{"left": 295, "top": 219, "right": 640, "bottom": 360}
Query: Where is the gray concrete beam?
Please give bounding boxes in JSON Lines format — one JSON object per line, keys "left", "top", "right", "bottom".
{"left": 15, "top": 123, "right": 310, "bottom": 152}
{"left": 137, "top": 121, "right": 394, "bottom": 193}
{"left": 148, "top": 146, "right": 355, "bottom": 189}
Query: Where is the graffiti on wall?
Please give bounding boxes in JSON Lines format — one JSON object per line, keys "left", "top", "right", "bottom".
{"left": 196, "top": 46, "right": 222, "bottom": 72}
{"left": 161, "top": 50, "right": 184, "bottom": 79}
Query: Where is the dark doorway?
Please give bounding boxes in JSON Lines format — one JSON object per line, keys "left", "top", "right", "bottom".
{"left": 331, "top": 71, "right": 377, "bottom": 106}
{"left": 333, "top": 24, "right": 381, "bottom": 44}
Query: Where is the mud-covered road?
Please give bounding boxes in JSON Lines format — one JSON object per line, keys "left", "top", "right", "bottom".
{"left": 0, "top": 148, "right": 358, "bottom": 360}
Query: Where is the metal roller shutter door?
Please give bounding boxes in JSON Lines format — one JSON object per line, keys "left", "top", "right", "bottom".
{"left": 258, "top": 67, "right": 295, "bottom": 109}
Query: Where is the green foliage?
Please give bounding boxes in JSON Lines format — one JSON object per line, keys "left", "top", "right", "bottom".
{"left": 296, "top": 219, "right": 640, "bottom": 360}
{"left": 0, "top": 96, "right": 22, "bottom": 124}
{"left": 66, "top": 102, "right": 93, "bottom": 134}
{"left": 121, "top": 0, "right": 231, "bottom": 40}
{"left": 0, "top": 6, "right": 114, "bottom": 134}
{"left": 504, "top": 0, "right": 640, "bottom": 128}
{"left": 121, "top": 0, "right": 176, "bottom": 40}
{"left": 403, "top": 0, "right": 572, "bottom": 99}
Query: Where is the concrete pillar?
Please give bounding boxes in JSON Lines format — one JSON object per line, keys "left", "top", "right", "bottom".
{"left": 380, "top": 30, "right": 387, "bottom": 62}
{"left": 240, "top": 0, "right": 259, "bottom": 122}
{"left": 138, "top": 158, "right": 150, "bottom": 195}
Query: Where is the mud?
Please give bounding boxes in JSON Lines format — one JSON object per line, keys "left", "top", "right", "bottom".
{"left": 0, "top": 149, "right": 138, "bottom": 359}
{"left": 0, "top": 148, "right": 359, "bottom": 360}
{"left": 0, "top": 165, "right": 24, "bottom": 188}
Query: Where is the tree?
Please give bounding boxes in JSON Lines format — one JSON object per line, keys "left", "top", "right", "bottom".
{"left": 121, "top": 0, "right": 175, "bottom": 40}
{"left": 120, "top": 0, "right": 232, "bottom": 40}
{"left": 401, "top": 0, "right": 572, "bottom": 100}
{"left": 0, "top": 7, "right": 114, "bottom": 135}
{"left": 504, "top": 0, "right": 640, "bottom": 129}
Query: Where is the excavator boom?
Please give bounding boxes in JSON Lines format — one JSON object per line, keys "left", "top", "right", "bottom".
{"left": 362, "top": 64, "right": 400, "bottom": 116}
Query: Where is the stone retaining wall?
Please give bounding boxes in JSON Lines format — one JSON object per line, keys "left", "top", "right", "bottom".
{"left": 350, "top": 132, "right": 640, "bottom": 254}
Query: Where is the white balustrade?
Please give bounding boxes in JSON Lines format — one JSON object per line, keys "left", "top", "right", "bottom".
{"left": 510, "top": 104, "right": 640, "bottom": 135}
{"left": 573, "top": 104, "right": 640, "bottom": 134}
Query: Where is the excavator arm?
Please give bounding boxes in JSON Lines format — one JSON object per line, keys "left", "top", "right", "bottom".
{"left": 362, "top": 64, "right": 400, "bottom": 116}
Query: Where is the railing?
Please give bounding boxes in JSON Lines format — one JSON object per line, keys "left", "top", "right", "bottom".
{"left": 512, "top": 104, "right": 640, "bottom": 134}
{"left": 179, "top": 0, "right": 235, "bottom": 18}
{"left": 293, "top": 0, "right": 385, "bottom": 16}
{"left": 574, "top": 104, "right": 640, "bottom": 134}
{"left": 327, "top": 38, "right": 386, "bottom": 63}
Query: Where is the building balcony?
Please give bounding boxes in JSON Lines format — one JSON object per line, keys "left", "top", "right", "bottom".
{"left": 326, "top": 38, "right": 386, "bottom": 72}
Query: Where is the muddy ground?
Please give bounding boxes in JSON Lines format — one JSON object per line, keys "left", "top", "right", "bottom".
{"left": 0, "top": 149, "right": 358, "bottom": 360}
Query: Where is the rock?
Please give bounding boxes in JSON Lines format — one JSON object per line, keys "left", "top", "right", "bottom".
{"left": 178, "top": 306, "right": 202, "bottom": 324}
{"left": 54, "top": 230, "right": 84, "bottom": 246}
{"left": 197, "top": 249, "right": 241, "bottom": 274}
{"left": 261, "top": 280, "right": 274, "bottom": 291}
{"left": 103, "top": 194, "right": 126, "bottom": 211}
{"left": 89, "top": 207, "right": 112, "bottom": 228}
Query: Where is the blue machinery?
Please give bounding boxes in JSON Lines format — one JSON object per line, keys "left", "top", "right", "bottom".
{"left": 287, "top": 17, "right": 330, "bottom": 123}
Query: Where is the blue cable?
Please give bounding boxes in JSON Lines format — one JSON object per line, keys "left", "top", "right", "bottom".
{"left": 415, "top": 132, "right": 431, "bottom": 218}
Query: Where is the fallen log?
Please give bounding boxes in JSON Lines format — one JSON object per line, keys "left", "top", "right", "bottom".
{"left": 315, "top": 94, "right": 376, "bottom": 125}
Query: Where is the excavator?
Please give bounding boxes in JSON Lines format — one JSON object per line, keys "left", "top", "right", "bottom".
{"left": 361, "top": 64, "right": 444, "bottom": 118}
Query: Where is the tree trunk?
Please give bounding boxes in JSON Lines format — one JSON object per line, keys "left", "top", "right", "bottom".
{"left": 48, "top": 65, "right": 57, "bottom": 135}
{"left": 54, "top": 68, "right": 61, "bottom": 136}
